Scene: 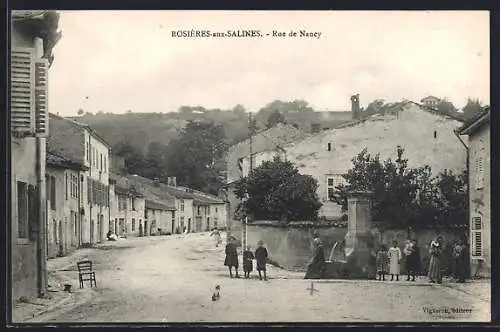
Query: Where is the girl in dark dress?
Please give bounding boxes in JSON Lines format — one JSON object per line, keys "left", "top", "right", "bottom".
{"left": 255, "top": 240, "right": 268, "bottom": 281}
{"left": 404, "top": 239, "right": 421, "bottom": 281}
{"left": 305, "top": 238, "right": 326, "bottom": 279}
{"left": 243, "top": 245, "right": 254, "bottom": 279}
{"left": 453, "top": 239, "right": 468, "bottom": 283}
{"left": 224, "top": 237, "right": 239, "bottom": 278}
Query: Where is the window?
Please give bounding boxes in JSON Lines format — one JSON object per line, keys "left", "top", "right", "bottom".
{"left": 50, "top": 175, "right": 56, "bottom": 210}
{"left": 214, "top": 218, "right": 218, "bottom": 228}
{"left": 475, "top": 156, "right": 485, "bottom": 190}
{"left": 17, "top": 181, "right": 28, "bottom": 239}
{"left": 207, "top": 206, "right": 211, "bottom": 215}
{"left": 72, "top": 211, "right": 77, "bottom": 236}
{"left": 100, "top": 153, "right": 103, "bottom": 171}
{"left": 132, "top": 218, "right": 136, "bottom": 231}
{"left": 326, "top": 175, "right": 346, "bottom": 201}
{"left": 132, "top": 198, "right": 136, "bottom": 211}
{"left": 85, "top": 141, "right": 89, "bottom": 162}
{"left": 180, "top": 200, "right": 185, "bottom": 212}
{"left": 65, "top": 173, "right": 68, "bottom": 200}
{"left": 471, "top": 216, "right": 483, "bottom": 259}
{"left": 104, "top": 156, "right": 107, "bottom": 173}
{"left": 327, "top": 143, "right": 332, "bottom": 151}
{"left": 197, "top": 206, "right": 201, "bottom": 215}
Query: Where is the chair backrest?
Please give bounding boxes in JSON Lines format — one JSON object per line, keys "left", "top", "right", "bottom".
{"left": 77, "top": 260, "right": 93, "bottom": 273}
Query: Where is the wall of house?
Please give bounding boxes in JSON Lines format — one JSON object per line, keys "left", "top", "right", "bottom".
{"left": 247, "top": 223, "right": 467, "bottom": 275}
{"left": 176, "top": 198, "right": 194, "bottom": 232}
{"left": 242, "top": 104, "right": 467, "bottom": 220}
{"left": 210, "top": 203, "right": 227, "bottom": 230}
{"left": 46, "top": 168, "right": 81, "bottom": 258}
{"left": 12, "top": 137, "right": 40, "bottom": 302}
{"left": 469, "top": 124, "right": 491, "bottom": 277}
{"left": 11, "top": 30, "right": 47, "bottom": 302}
{"left": 109, "top": 183, "right": 117, "bottom": 234}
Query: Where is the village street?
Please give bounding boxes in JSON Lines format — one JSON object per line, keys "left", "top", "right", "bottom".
{"left": 28, "top": 233, "right": 490, "bottom": 323}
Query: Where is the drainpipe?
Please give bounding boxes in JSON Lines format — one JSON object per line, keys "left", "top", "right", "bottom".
{"left": 34, "top": 37, "right": 47, "bottom": 298}
{"left": 78, "top": 170, "right": 82, "bottom": 246}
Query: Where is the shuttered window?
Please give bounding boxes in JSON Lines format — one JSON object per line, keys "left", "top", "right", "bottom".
{"left": 28, "top": 184, "right": 37, "bottom": 241}
{"left": 326, "top": 174, "right": 346, "bottom": 200}
{"left": 475, "top": 156, "right": 485, "bottom": 190}
{"left": 11, "top": 47, "right": 35, "bottom": 134}
{"left": 50, "top": 175, "right": 56, "bottom": 210}
{"left": 34, "top": 59, "right": 48, "bottom": 136}
{"left": 471, "top": 216, "right": 483, "bottom": 259}
{"left": 17, "top": 181, "right": 29, "bottom": 238}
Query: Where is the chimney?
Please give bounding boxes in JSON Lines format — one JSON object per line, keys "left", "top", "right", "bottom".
{"left": 351, "top": 94, "right": 360, "bottom": 120}
{"left": 167, "top": 177, "right": 177, "bottom": 187}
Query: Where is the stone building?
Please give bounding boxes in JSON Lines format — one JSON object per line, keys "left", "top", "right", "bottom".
{"left": 458, "top": 107, "right": 491, "bottom": 278}
{"left": 46, "top": 151, "right": 88, "bottom": 258}
{"left": 48, "top": 114, "right": 111, "bottom": 245}
{"left": 10, "top": 10, "right": 61, "bottom": 301}
{"left": 239, "top": 100, "right": 467, "bottom": 220}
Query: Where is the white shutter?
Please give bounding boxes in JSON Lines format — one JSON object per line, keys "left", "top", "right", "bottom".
{"left": 35, "top": 58, "right": 49, "bottom": 136}
{"left": 471, "top": 216, "right": 483, "bottom": 259}
{"left": 11, "top": 47, "right": 35, "bottom": 134}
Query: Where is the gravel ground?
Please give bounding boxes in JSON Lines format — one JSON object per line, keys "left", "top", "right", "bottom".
{"left": 30, "top": 232, "right": 490, "bottom": 323}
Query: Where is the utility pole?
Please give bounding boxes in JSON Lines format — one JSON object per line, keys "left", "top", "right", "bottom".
{"left": 243, "top": 113, "right": 254, "bottom": 251}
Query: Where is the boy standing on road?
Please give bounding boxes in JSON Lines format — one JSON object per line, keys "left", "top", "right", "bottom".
{"left": 255, "top": 240, "right": 268, "bottom": 281}
{"left": 243, "top": 245, "right": 254, "bottom": 278}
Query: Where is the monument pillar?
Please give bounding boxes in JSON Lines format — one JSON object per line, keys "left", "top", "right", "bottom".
{"left": 344, "top": 191, "right": 375, "bottom": 278}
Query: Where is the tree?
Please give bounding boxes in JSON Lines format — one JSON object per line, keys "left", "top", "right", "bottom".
{"left": 164, "top": 120, "right": 227, "bottom": 195}
{"left": 234, "top": 156, "right": 322, "bottom": 221}
{"left": 77, "top": 109, "right": 84, "bottom": 115}
{"left": 436, "top": 99, "right": 458, "bottom": 117}
{"left": 333, "top": 147, "right": 467, "bottom": 232}
{"left": 114, "top": 139, "right": 145, "bottom": 175}
{"left": 266, "top": 110, "right": 286, "bottom": 128}
{"left": 232, "top": 104, "right": 246, "bottom": 115}
{"left": 462, "top": 98, "right": 484, "bottom": 121}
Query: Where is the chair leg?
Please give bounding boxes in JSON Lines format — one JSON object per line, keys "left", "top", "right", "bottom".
{"left": 79, "top": 277, "right": 83, "bottom": 289}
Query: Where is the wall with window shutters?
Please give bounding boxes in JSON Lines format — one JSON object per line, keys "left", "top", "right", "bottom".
{"left": 468, "top": 123, "right": 490, "bottom": 277}
{"left": 11, "top": 28, "right": 40, "bottom": 302}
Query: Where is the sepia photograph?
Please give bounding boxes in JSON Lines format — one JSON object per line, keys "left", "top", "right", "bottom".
{"left": 8, "top": 9, "right": 490, "bottom": 324}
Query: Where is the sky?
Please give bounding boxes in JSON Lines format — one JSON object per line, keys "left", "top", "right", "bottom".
{"left": 48, "top": 11, "right": 490, "bottom": 116}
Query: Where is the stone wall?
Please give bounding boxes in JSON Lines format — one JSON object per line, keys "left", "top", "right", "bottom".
{"left": 247, "top": 222, "right": 468, "bottom": 275}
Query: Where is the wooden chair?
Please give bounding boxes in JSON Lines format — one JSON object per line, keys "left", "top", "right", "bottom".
{"left": 77, "top": 260, "right": 97, "bottom": 288}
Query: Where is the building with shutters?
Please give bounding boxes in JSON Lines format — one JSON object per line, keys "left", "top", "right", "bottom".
{"left": 47, "top": 113, "right": 111, "bottom": 246}
{"left": 46, "top": 151, "right": 89, "bottom": 258}
{"left": 458, "top": 107, "right": 490, "bottom": 278}
{"left": 10, "top": 10, "right": 61, "bottom": 302}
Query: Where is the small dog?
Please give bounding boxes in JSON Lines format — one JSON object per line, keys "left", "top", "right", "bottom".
{"left": 211, "top": 285, "right": 221, "bottom": 301}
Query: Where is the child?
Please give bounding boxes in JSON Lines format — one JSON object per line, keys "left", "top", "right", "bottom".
{"left": 388, "top": 240, "right": 402, "bottom": 281}
{"left": 224, "top": 236, "right": 239, "bottom": 278}
{"left": 243, "top": 245, "right": 254, "bottom": 279}
{"left": 255, "top": 240, "right": 268, "bottom": 281}
{"left": 376, "top": 244, "right": 389, "bottom": 281}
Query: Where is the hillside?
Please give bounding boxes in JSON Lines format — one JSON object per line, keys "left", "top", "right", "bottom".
{"left": 68, "top": 108, "right": 354, "bottom": 154}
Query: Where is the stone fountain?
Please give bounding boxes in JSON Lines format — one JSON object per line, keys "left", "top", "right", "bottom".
{"left": 324, "top": 191, "right": 376, "bottom": 279}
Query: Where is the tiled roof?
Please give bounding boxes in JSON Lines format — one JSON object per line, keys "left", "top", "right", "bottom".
{"left": 145, "top": 199, "right": 176, "bottom": 211}
{"left": 458, "top": 107, "right": 490, "bottom": 135}
{"left": 46, "top": 151, "right": 88, "bottom": 171}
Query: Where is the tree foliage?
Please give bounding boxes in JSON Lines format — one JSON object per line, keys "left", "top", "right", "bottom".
{"left": 266, "top": 110, "right": 286, "bottom": 128}
{"left": 333, "top": 147, "right": 467, "bottom": 230}
{"left": 462, "top": 98, "right": 484, "bottom": 121}
{"left": 164, "top": 120, "right": 228, "bottom": 195}
{"left": 234, "top": 156, "right": 322, "bottom": 221}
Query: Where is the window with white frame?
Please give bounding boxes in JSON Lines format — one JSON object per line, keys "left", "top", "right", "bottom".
{"left": 326, "top": 174, "right": 346, "bottom": 201}
{"left": 180, "top": 199, "right": 185, "bottom": 212}
{"left": 471, "top": 216, "right": 483, "bottom": 259}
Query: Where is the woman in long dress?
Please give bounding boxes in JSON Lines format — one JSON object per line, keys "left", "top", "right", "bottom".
{"left": 305, "top": 238, "right": 326, "bottom": 279}
{"left": 210, "top": 228, "right": 222, "bottom": 247}
{"left": 388, "top": 240, "right": 402, "bottom": 281}
{"left": 453, "top": 238, "right": 468, "bottom": 283}
{"left": 428, "top": 236, "right": 444, "bottom": 283}
{"left": 224, "top": 236, "right": 239, "bottom": 278}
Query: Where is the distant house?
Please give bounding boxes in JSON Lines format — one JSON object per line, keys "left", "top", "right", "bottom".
{"left": 109, "top": 176, "right": 145, "bottom": 237}
{"left": 225, "top": 123, "right": 309, "bottom": 240}
{"left": 240, "top": 101, "right": 467, "bottom": 220}
{"left": 458, "top": 107, "right": 490, "bottom": 278}
{"left": 10, "top": 10, "right": 61, "bottom": 301}
{"left": 145, "top": 200, "right": 176, "bottom": 235}
{"left": 420, "top": 96, "right": 441, "bottom": 108}
{"left": 48, "top": 114, "right": 112, "bottom": 245}
{"left": 46, "top": 151, "right": 89, "bottom": 258}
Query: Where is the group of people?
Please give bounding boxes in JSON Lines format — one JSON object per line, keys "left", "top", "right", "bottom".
{"left": 223, "top": 236, "right": 269, "bottom": 280}
{"left": 376, "top": 236, "right": 469, "bottom": 283}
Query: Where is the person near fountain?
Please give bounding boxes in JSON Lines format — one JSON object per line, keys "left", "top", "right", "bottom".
{"left": 453, "top": 238, "right": 468, "bottom": 283}
{"left": 428, "top": 236, "right": 444, "bottom": 283}
{"left": 255, "top": 240, "right": 269, "bottom": 281}
{"left": 404, "top": 239, "right": 421, "bottom": 281}
{"left": 224, "top": 236, "right": 239, "bottom": 278}
{"left": 388, "top": 240, "right": 402, "bottom": 281}
{"left": 305, "top": 238, "right": 326, "bottom": 279}
{"left": 243, "top": 245, "right": 255, "bottom": 279}
{"left": 376, "top": 244, "right": 389, "bottom": 281}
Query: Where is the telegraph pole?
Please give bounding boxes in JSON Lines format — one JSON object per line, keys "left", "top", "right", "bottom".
{"left": 243, "top": 113, "right": 254, "bottom": 251}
